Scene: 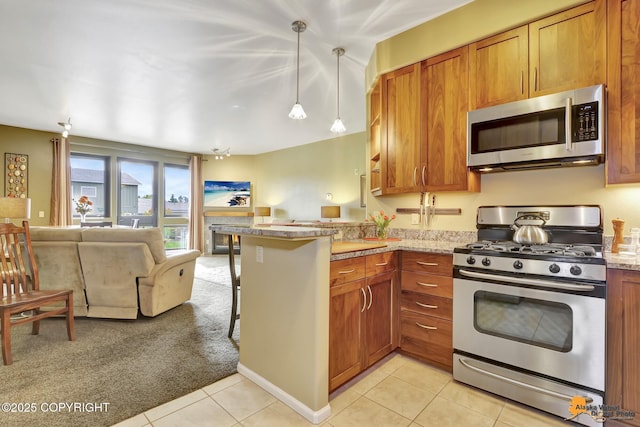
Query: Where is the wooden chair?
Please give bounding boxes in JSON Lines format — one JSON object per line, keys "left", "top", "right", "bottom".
{"left": 227, "top": 235, "right": 240, "bottom": 338}
{"left": 0, "top": 221, "right": 75, "bottom": 365}
{"left": 80, "top": 221, "right": 112, "bottom": 227}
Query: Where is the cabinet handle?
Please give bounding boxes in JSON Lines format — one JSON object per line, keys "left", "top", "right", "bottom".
{"left": 520, "top": 71, "right": 523, "bottom": 94}
{"left": 360, "top": 288, "right": 367, "bottom": 313}
{"left": 416, "top": 302, "right": 438, "bottom": 309}
{"left": 421, "top": 165, "right": 426, "bottom": 187}
{"left": 367, "top": 286, "right": 373, "bottom": 310}
{"left": 416, "top": 322, "right": 437, "bottom": 330}
{"left": 417, "top": 261, "right": 438, "bottom": 266}
{"left": 534, "top": 67, "right": 538, "bottom": 91}
{"left": 417, "top": 281, "right": 438, "bottom": 288}
{"left": 338, "top": 269, "right": 355, "bottom": 274}
{"left": 375, "top": 262, "right": 388, "bottom": 266}
{"left": 413, "top": 166, "right": 418, "bottom": 187}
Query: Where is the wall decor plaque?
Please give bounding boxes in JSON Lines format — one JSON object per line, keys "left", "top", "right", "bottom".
{"left": 4, "top": 153, "right": 29, "bottom": 198}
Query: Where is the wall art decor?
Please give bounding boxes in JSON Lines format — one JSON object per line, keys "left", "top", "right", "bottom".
{"left": 4, "top": 153, "right": 29, "bottom": 198}
{"left": 203, "top": 180, "right": 251, "bottom": 208}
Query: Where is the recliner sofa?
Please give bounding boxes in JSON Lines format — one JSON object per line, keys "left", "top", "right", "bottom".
{"left": 29, "top": 226, "right": 200, "bottom": 319}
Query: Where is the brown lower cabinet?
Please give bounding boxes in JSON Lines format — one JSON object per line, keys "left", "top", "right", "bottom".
{"left": 606, "top": 268, "right": 640, "bottom": 427}
{"left": 399, "top": 251, "right": 453, "bottom": 371}
{"left": 329, "top": 252, "right": 398, "bottom": 391}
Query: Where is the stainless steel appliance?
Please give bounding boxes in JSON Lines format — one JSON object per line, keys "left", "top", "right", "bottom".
{"left": 453, "top": 205, "right": 606, "bottom": 427}
{"left": 467, "top": 84, "right": 605, "bottom": 172}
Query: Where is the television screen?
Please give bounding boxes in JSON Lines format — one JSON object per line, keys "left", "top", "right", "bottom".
{"left": 203, "top": 180, "right": 251, "bottom": 208}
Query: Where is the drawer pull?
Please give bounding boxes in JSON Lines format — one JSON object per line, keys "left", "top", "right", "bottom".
{"left": 360, "top": 288, "right": 366, "bottom": 313}
{"left": 417, "top": 261, "right": 438, "bottom": 266}
{"left": 338, "top": 269, "right": 355, "bottom": 274}
{"left": 416, "top": 281, "right": 438, "bottom": 288}
{"left": 375, "top": 262, "right": 388, "bottom": 266}
{"left": 416, "top": 302, "right": 438, "bottom": 309}
{"left": 415, "top": 322, "right": 437, "bottom": 330}
{"left": 367, "top": 286, "right": 373, "bottom": 310}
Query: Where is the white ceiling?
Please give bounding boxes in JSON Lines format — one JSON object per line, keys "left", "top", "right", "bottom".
{"left": 0, "top": 0, "right": 471, "bottom": 155}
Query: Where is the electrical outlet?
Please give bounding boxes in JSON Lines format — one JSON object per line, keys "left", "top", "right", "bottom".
{"left": 354, "top": 168, "right": 359, "bottom": 175}
{"left": 256, "top": 245, "right": 264, "bottom": 263}
{"left": 411, "top": 213, "right": 420, "bottom": 225}
{"left": 334, "top": 230, "right": 343, "bottom": 240}
{"left": 38, "top": 211, "right": 45, "bottom": 218}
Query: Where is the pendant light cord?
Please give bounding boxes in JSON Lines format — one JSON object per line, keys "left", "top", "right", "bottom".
{"left": 296, "top": 28, "right": 301, "bottom": 103}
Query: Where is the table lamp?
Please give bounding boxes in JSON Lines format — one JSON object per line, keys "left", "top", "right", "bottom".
{"left": 0, "top": 197, "right": 31, "bottom": 223}
{"left": 254, "top": 206, "right": 271, "bottom": 223}
{"left": 321, "top": 205, "right": 340, "bottom": 222}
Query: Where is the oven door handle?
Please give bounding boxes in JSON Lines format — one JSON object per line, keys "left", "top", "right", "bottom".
{"left": 458, "top": 269, "right": 595, "bottom": 292}
{"left": 458, "top": 358, "right": 593, "bottom": 404}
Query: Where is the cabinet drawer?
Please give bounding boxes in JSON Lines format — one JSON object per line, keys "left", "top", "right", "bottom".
{"left": 366, "top": 251, "right": 396, "bottom": 277}
{"left": 400, "top": 291, "right": 452, "bottom": 320}
{"left": 400, "top": 311, "right": 452, "bottom": 369}
{"left": 401, "top": 271, "right": 452, "bottom": 298}
{"left": 401, "top": 252, "right": 452, "bottom": 275}
{"left": 330, "top": 257, "right": 366, "bottom": 287}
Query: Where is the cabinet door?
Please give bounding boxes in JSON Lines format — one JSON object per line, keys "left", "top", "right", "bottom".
{"left": 606, "top": 269, "right": 640, "bottom": 427}
{"left": 369, "top": 79, "right": 382, "bottom": 193}
{"left": 529, "top": 0, "right": 606, "bottom": 97}
{"left": 469, "top": 26, "right": 528, "bottom": 109}
{"left": 329, "top": 278, "right": 364, "bottom": 391}
{"left": 607, "top": 0, "right": 640, "bottom": 184}
{"left": 423, "top": 46, "right": 480, "bottom": 192}
{"left": 364, "top": 271, "right": 396, "bottom": 367}
{"left": 381, "top": 63, "right": 421, "bottom": 194}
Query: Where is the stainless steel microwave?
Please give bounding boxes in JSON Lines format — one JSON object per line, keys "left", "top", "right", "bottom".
{"left": 467, "top": 84, "right": 605, "bottom": 172}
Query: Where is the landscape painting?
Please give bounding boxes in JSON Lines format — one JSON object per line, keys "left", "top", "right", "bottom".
{"left": 204, "top": 180, "right": 251, "bottom": 208}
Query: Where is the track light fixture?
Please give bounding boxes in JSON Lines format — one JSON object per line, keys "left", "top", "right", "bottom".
{"left": 288, "top": 20, "right": 307, "bottom": 120}
{"left": 211, "top": 147, "right": 231, "bottom": 160}
{"left": 57, "top": 118, "right": 72, "bottom": 138}
{"left": 330, "top": 47, "right": 346, "bottom": 133}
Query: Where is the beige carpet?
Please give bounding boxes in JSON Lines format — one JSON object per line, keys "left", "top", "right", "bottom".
{"left": 0, "top": 255, "right": 239, "bottom": 427}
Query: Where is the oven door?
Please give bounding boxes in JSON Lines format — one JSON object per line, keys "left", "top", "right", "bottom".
{"left": 453, "top": 274, "right": 605, "bottom": 392}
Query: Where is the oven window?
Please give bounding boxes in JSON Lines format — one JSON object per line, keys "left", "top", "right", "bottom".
{"left": 473, "top": 291, "right": 573, "bottom": 352}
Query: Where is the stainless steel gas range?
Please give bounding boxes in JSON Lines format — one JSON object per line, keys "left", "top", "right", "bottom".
{"left": 452, "top": 205, "right": 606, "bottom": 427}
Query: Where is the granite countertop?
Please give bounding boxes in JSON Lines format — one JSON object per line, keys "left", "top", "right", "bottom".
{"left": 604, "top": 252, "right": 640, "bottom": 271}
{"left": 330, "top": 238, "right": 462, "bottom": 261}
{"left": 209, "top": 224, "right": 337, "bottom": 240}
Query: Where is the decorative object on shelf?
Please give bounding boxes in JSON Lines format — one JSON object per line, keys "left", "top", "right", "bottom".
{"left": 74, "top": 195, "right": 93, "bottom": 222}
{"left": 288, "top": 20, "right": 307, "bottom": 120}
{"left": 321, "top": 205, "right": 340, "bottom": 222}
{"left": 369, "top": 210, "right": 396, "bottom": 240}
{"left": 4, "top": 153, "right": 29, "bottom": 198}
{"left": 0, "top": 197, "right": 31, "bottom": 223}
{"left": 330, "top": 47, "right": 346, "bottom": 133}
{"left": 612, "top": 218, "right": 625, "bottom": 254}
{"left": 210, "top": 147, "right": 230, "bottom": 160}
{"left": 57, "top": 117, "right": 72, "bottom": 138}
{"left": 254, "top": 206, "right": 271, "bottom": 223}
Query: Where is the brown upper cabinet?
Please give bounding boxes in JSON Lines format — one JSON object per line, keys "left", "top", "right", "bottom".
{"left": 469, "top": 0, "right": 606, "bottom": 109}
{"left": 369, "top": 80, "right": 382, "bottom": 194}
{"left": 422, "top": 46, "right": 480, "bottom": 192}
{"left": 380, "top": 63, "right": 422, "bottom": 194}
{"left": 607, "top": 0, "right": 640, "bottom": 184}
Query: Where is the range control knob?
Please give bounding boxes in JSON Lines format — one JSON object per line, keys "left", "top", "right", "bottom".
{"left": 570, "top": 265, "right": 582, "bottom": 276}
{"left": 549, "top": 263, "right": 561, "bottom": 274}
{"left": 482, "top": 257, "right": 491, "bottom": 266}
{"left": 513, "top": 260, "right": 523, "bottom": 270}
{"left": 466, "top": 256, "right": 476, "bottom": 265}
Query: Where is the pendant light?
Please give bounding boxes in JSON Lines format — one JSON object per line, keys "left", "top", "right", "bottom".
{"left": 288, "top": 20, "right": 307, "bottom": 120}
{"left": 330, "top": 47, "right": 346, "bottom": 133}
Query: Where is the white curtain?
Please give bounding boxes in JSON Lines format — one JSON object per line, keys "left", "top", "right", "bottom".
{"left": 188, "top": 155, "right": 203, "bottom": 252}
{"left": 50, "top": 137, "right": 71, "bottom": 226}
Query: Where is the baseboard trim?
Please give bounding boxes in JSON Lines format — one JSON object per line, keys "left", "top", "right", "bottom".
{"left": 237, "top": 363, "right": 331, "bottom": 424}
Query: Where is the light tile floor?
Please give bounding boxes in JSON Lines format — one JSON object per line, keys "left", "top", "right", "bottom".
{"left": 113, "top": 353, "right": 574, "bottom": 427}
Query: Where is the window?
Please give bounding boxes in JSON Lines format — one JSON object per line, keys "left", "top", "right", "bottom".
{"left": 70, "top": 154, "right": 110, "bottom": 217}
{"left": 164, "top": 164, "right": 190, "bottom": 218}
{"left": 118, "top": 159, "right": 157, "bottom": 227}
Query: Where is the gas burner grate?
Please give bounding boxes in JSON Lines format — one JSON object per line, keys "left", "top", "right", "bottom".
{"left": 466, "top": 241, "right": 598, "bottom": 257}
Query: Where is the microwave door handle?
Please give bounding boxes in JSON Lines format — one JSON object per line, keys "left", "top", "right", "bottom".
{"left": 565, "top": 97, "right": 573, "bottom": 151}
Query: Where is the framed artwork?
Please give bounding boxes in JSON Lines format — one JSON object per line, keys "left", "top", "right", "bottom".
{"left": 204, "top": 180, "right": 251, "bottom": 208}
{"left": 5, "top": 153, "right": 29, "bottom": 198}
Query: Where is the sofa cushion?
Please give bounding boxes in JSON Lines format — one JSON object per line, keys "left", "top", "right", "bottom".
{"left": 30, "top": 226, "right": 84, "bottom": 242}
{"left": 81, "top": 227, "right": 167, "bottom": 263}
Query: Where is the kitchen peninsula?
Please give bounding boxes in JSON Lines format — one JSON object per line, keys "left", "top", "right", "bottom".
{"left": 209, "top": 224, "right": 336, "bottom": 424}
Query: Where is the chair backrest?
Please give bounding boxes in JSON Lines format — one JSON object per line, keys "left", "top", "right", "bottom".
{"left": 0, "top": 221, "right": 39, "bottom": 297}
{"left": 81, "top": 221, "right": 113, "bottom": 228}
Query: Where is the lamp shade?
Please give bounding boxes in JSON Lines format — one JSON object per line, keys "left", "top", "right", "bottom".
{"left": 254, "top": 206, "right": 271, "bottom": 217}
{"left": 321, "top": 205, "right": 340, "bottom": 219}
{"left": 0, "top": 197, "right": 31, "bottom": 221}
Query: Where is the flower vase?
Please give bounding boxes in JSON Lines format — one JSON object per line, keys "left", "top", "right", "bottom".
{"left": 377, "top": 226, "right": 388, "bottom": 240}
{"left": 80, "top": 213, "right": 86, "bottom": 223}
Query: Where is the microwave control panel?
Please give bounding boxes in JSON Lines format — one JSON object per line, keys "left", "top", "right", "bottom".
{"left": 573, "top": 101, "right": 598, "bottom": 141}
